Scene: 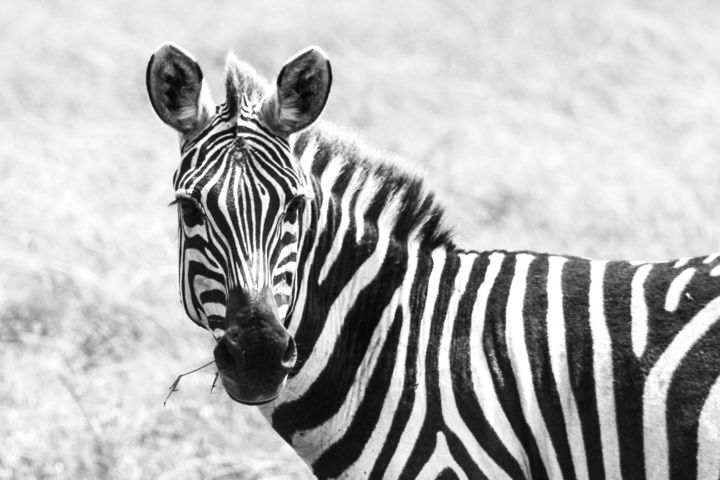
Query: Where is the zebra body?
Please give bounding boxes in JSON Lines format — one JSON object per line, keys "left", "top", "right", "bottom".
{"left": 146, "top": 43, "right": 720, "bottom": 479}
{"left": 267, "top": 128, "right": 720, "bottom": 479}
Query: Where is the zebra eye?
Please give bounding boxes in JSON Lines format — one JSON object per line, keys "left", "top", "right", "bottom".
{"left": 177, "top": 198, "right": 204, "bottom": 226}
{"left": 283, "top": 196, "right": 305, "bottom": 223}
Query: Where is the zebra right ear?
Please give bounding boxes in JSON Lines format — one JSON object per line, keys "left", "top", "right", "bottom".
{"left": 146, "top": 42, "right": 215, "bottom": 135}
{"left": 260, "top": 47, "right": 332, "bottom": 136}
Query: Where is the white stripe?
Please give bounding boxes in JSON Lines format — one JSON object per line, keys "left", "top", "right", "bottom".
{"left": 285, "top": 195, "right": 402, "bottom": 399}
{"left": 711, "top": 265, "right": 720, "bottom": 277}
{"left": 644, "top": 295, "right": 720, "bottom": 480}
{"left": 438, "top": 254, "right": 511, "bottom": 480}
{"left": 415, "top": 432, "right": 468, "bottom": 480}
{"left": 198, "top": 159, "right": 243, "bottom": 281}
{"left": 697, "top": 375, "right": 720, "bottom": 480}
{"left": 285, "top": 232, "right": 315, "bottom": 336}
{"left": 339, "top": 242, "right": 420, "bottom": 480}
{"left": 506, "top": 254, "right": 563, "bottom": 479}
{"left": 589, "top": 260, "right": 622, "bottom": 480}
{"left": 217, "top": 161, "right": 251, "bottom": 283}
{"left": 318, "top": 168, "right": 364, "bottom": 284}
{"left": 353, "top": 173, "right": 379, "bottom": 243}
{"left": 546, "top": 256, "right": 589, "bottom": 480}
{"left": 298, "top": 135, "right": 317, "bottom": 173}
{"left": 183, "top": 248, "right": 224, "bottom": 328}
{"left": 665, "top": 268, "right": 696, "bottom": 312}
{"left": 317, "top": 155, "right": 345, "bottom": 236}
{"left": 293, "top": 288, "right": 401, "bottom": 463}
{"left": 384, "top": 248, "right": 446, "bottom": 477}
{"left": 702, "top": 253, "right": 720, "bottom": 264}
{"left": 631, "top": 264, "right": 653, "bottom": 358}
{"left": 202, "top": 302, "right": 226, "bottom": 318}
{"left": 471, "top": 252, "right": 530, "bottom": 476}
{"left": 285, "top": 158, "right": 345, "bottom": 336}
{"left": 674, "top": 257, "right": 691, "bottom": 269}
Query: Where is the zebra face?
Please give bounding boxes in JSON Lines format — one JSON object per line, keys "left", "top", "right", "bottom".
{"left": 147, "top": 43, "right": 331, "bottom": 404}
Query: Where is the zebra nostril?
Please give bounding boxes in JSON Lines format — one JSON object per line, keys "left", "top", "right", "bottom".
{"left": 214, "top": 338, "right": 239, "bottom": 369}
{"left": 225, "top": 325, "right": 242, "bottom": 348}
{"left": 217, "top": 325, "right": 246, "bottom": 367}
{"left": 281, "top": 336, "right": 297, "bottom": 371}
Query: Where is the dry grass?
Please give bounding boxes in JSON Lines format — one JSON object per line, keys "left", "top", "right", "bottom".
{"left": 2, "top": 0, "right": 720, "bottom": 478}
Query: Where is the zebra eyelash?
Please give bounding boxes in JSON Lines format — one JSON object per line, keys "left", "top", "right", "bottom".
{"left": 170, "top": 196, "right": 206, "bottom": 227}
{"left": 169, "top": 196, "right": 202, "bottom": 210}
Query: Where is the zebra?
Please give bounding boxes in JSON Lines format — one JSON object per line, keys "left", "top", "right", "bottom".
{"left": 146, "top": 42, "right": 720, "bottom": 480}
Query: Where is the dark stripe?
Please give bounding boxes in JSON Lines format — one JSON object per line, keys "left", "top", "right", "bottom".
{"left": 667, "top": 320, "right": 720, "bottom": 480}
{"left": 562, "top": 257, "right": 604, "bottom": 480}
{"left": 199, "top": 289, "right": 225, "bottom": 305}
{"left": 272, "top": 241, "right": 408, "bottom": 436}
{"left": 275, "top": 251, "right": 297, "bottom": 270}
{"left": 484, "top": 253, "right": 549, "bottom": 480}
{"left": 285, "top": 200, "right": 318, "bottom": 327}
{"left": 369, "top": 252, "right": 433, "bottom": 479}
{"left": 666, "top": 271, "right": 720, "bottom": 480}
{"left": 311, "top": 306, "right": 404, "bottom": 478}
{"left": 289, "top": 171, "right": 370, "bottom": 373}
{"left": 400, "top": 254, "right": 460, "bottom": 479}
{"left": 602, "top": 261, "right": 645, "bottom": 479}
{"left": 178, "top": 129, "right": 234, "bottom": 182}
{"left": 444, "top": 430, "right": 489, "bottom": 480}
{"left": 451, "top": 254, "right": 526, "bottom": 479}
{"left": 523, "top": 255, "right": 576, "bottom": 480}
{"left": 437, "top": 467, "right": 461, "bottom": 480}
{"left": 643, "top": 261, "right": 686, "bottom": 365}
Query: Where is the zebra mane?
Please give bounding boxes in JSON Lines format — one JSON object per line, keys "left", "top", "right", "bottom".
{"left": 224, "top": 51, "right": 269, "bottom": 118}
{"left": 295, "top": 123, "right": 455, "bottom": 251}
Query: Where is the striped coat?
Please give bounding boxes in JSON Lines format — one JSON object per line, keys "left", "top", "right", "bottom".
{"left": 147, "top": 43, "right": 720, "bottom": 479}
{"left": 265, "top": 127, "right": 720, "bottom": 479}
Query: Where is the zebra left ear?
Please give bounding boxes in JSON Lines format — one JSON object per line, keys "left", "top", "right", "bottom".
{"left": 260, "top": 47, "right": 332, "bottom": 136}
{"left": 146, "top": 42, "right": 215, "bottom": 135}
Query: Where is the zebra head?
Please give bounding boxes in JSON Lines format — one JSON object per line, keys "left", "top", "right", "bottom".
{"left": 146, "top": 43, "right": 331, "bottom": 404}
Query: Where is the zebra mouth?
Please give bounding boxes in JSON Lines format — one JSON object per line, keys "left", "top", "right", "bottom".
{"left": 218, "top": 370, "right": 286, "bottom": 406}
{"left": 225, "top": 388, "right": 279, "bottom": 406}
{"left": 214, "top": 339, "right": 289, "bottom": 405}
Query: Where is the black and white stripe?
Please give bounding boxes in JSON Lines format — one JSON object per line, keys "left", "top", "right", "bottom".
{"left": 252, "top": 118, "right": 720, "bottom": 478}
{"left": 151, "top": 45, "right": 720, "bottom": 479}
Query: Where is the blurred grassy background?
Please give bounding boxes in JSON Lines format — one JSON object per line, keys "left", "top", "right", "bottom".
{"left": 2, "top": 0, "right": 720, "bottom": 478}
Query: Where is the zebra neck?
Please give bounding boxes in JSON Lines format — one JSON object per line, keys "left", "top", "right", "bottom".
{"left": 259, "top": 126, "right": 459, "bottom": 468}
{"left": 284, "top": 124, "right": 457, "bottom": 383}
{"left": 264, "top": 236, "right": 467, "bottom": 468}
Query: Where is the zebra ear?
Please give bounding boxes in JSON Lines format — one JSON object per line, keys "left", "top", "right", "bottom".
{"left": 260, "top": 47, "right": 332, "bottom": 136}
{"left": 146, "top": 42, "right": 215, "bottom": 135}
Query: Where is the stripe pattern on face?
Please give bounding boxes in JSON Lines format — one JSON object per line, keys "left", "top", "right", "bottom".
{"left": 174, "top": 94, "right": 311, "bottom": 332}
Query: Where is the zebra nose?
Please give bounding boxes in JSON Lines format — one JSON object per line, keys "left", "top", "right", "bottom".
{"left": 219, "top": 324, "right": 296, "bottom": 373}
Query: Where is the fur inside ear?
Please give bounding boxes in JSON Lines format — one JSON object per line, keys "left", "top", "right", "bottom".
{"left": 260, "top": 47, "right": 332, "bottom": 136}
{"left": 146, "top": 42, "right": 215, "bottom": 134}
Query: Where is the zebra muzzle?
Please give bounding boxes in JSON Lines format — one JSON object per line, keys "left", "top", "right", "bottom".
{"left": 213, "top": 318, "right": 297, "bottom": 404}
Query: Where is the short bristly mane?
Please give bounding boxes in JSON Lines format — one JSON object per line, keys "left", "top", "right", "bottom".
{"left": 224, "top": 54, "right": 455, "bottom": 251}
{"left": 293, "top": 123, "right": 455, "bottom": 251}
{"left": 224, "top": 51, "right": 269, "bottom": 117}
